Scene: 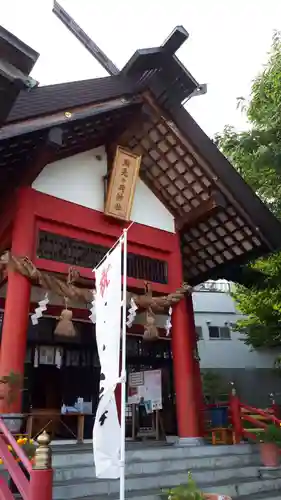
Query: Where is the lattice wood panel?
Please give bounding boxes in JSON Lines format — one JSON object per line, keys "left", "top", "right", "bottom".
{"left": 126, "top": 112, "right": 214, "bottom": 216}
{"left": 181, "top": 206, "right": 262, "bottom": 278}
{"left": 124, "top": 102, "right": 263, "bottom": 282}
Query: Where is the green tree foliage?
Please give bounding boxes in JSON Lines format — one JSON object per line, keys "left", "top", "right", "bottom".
{"left": 233, "top": 254, "right": 281, "bottom": 348}
{"left": 216, "top": 31, "right": 281, "bottom": 349}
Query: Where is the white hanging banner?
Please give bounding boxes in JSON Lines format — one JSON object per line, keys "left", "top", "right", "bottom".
{"left": 93, "top": 242, "right": 122, "bottom": 479}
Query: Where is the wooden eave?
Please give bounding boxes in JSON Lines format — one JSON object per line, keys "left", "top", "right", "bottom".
{"left": 0, "top": 25, "right": 39, "bottom": 75}
{"left": 0, "top": 97, "right": 142, "bottom": 141}
{"left": 0, "top": 26, "right": 39, "bottom": 126}
{"left": 1, "top": 83, "right": 281, "bottom": 286}
{"left": 117, "top": 92, "right": 281, "bottom": 284}
{"left": 6, "top": 75, "right": 136, "bottom": 124}
{"left": 0, "top": 98, "right": 143, "bottom": 201}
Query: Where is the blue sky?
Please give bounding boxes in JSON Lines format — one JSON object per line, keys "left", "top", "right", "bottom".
{"left": 2, "top": 0, "right": 281, "bottom": 137}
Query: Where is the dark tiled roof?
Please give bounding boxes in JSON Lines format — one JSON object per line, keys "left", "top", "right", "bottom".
{"left": 6, "top": 44, "right": 200, "bottom": 125}
{"left": 7, "top": 75, "right": 135, "bottom": 123}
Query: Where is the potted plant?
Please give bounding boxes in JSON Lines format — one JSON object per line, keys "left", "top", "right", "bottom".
{"left": 162, "top": 472, "right": 232, "bottom": 500}
{"left": 202, "top": 371, "right": 229, "bottom": 427}
{"left": 0, "top": 371, "right": 23, "bottom": 433}
{"left": 258, "top": 424, "right": 281, "bottom": 467}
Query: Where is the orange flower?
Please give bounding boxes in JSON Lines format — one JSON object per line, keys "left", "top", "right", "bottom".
{"left": 17, "top": 437, "right": 28, "bottom": 445}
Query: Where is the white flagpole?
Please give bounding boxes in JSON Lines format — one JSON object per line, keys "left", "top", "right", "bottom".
{"left": 120, "top": 228, "right": 128, "bottom": 500}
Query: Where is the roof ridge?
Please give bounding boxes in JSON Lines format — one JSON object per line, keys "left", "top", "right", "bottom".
{"left": 6, "top": 74, "right": 135, "bottom": 123}
{"left": 33, "top": 74, "right": 121, "bottom": 92}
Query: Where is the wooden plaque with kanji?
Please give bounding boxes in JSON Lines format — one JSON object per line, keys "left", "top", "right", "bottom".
{"left": 104, "top": 146, "right": 141, "bottom": 221}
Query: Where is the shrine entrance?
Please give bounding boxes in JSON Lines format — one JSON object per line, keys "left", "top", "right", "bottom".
{"left": 20, "top": 315, "right": 176, "bottom": 441}
{"left": 21, "top": 315, "right": 101, "bottom": 440}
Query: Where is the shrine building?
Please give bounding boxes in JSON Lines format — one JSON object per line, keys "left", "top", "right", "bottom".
{"left": 0, "top": 25, "right": 281, "bottom": 443}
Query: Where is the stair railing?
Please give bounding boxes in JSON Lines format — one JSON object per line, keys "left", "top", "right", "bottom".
{"left": 0, "top": 418, "right": 53, "bottom": 500}
{"left": 229, "top": 388, "right": 281, "bottom": 443}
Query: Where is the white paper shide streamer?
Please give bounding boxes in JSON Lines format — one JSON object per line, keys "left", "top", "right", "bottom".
{"left": 165, "top": 306, "right": 173, "bottom": 336}
{"left": 31, "top": 293, "right": 49, "bottom": 326}
{"left": 126, "top": 298, "right": 138, "bottom": 327}
{"left": 89, "top": 290, "right": 96, "bottom": 324}
{"left": 93, "top": 242, "right": 122, "bottom": 479}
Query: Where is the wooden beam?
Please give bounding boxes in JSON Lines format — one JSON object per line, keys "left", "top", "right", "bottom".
{"left": 161, "top": 26, "right": 189, "bottom": 55}
{"left": 0, "top": 26, "right": 39, "bottom": 125}
{"left": 176, "top": 191, "right": 227, "bottom": 231}
{"left": 0, "top": 127, "right": 63, "bottom": 213}
{"left": 22, "top": 127, "right": 63, "bottom": 187}
{"left": 53, "top": 1, "right": 119, "bottom": 76}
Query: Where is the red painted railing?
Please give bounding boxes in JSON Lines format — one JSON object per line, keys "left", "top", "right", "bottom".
{"left": 229, "top": 392, "right": 281, "bottom": 443}
{"left": 0, "top": 418, "right": 53, "bottom": 500}
{"left": 0, "top": 477, "right": 14, "bottom": 500}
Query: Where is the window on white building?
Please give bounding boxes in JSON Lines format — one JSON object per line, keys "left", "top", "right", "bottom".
{"left": 195, "top": 326, "right": 203, "bottom": 340}
{"left": 208, "top": 326, "right": 231, "bottom": 340}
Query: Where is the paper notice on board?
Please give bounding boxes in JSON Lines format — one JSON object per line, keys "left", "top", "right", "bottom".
{"left": 127, "top": 369, "right": 162, "bottom": 409}
{"left": 129, "top": 372, "right": 144, "bottom": 387}
{"left": 144, "top": 370, "right": 162, "bottom": 410}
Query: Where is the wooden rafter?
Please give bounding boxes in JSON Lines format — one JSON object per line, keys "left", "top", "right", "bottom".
{"left": 116, "top": 93, "right": 265, "bottom": 281}
{"left": 176, "top": 191, "right": 227, "bottom": 231}
{"left": 0, "top": 127, "right": 63, "bottom": 208}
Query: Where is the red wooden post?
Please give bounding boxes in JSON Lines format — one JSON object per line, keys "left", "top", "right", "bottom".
{"left": 30, "top": 469, "right": 53, "bottom": 500}
{"left": 229, "top": 385, "right": 243, "bottom": 443}
{"left": 169, "top": 234, "right": 201, "bottom": 443}
{"left": 0, "top": 189, "right": 34, "bottom": 412}
{"left": 30, "top": 431, "right": 53, "bottom": 500}
{"left": 186, "top": 295, "right": 205, "bottom": 437}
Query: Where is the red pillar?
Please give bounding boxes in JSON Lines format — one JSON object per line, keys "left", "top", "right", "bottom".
{"left": 169, "top": 233, "right": 202, "bottom": 443}
{"left": 186, "top": 295, "right": 205, "bottom": 437}
{"left": 30, "top": 469, "right": 53, "bottom": 500}
{"left": 0, "top": 189, "right": 34, "bottom": 413}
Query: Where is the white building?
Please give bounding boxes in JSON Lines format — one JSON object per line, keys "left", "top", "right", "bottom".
{"left": 193, "top": 281, "right": 281, "bottom": 407}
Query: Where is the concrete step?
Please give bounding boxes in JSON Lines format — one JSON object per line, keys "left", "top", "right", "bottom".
{"left": 54, "top": 475, "right": 281, "bottom": 500}
{"left": 52, "top": 443, "right": 258, "bottom": 468}
{"left": 53, "top": 465, "right": 267, "bottom": 499}
{"left": 238, "top": 492, "right": 281, "bottom": 500}
{"left": 52, "top": 444, "right": 281, "bottom": 500}
{"left": 54, "top": 453, "right": 259, "bottom": 482}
